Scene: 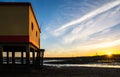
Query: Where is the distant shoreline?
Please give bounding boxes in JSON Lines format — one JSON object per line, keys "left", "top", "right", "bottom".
{"left": 44, "top": 54, "right": 120, "bottom": 64}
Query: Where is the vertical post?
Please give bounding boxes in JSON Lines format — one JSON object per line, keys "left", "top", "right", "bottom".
{"left": 7, "top": 51, "right": 9, "bottom": 64}
{"left": 41, "top": 51, "right": 44, "bottom": 66}
{"left": 40, "top": 51, "right": 42, "bottom": 66}
{"left": 32, "top": 49, "right": 35, "bottom": 64}
{"left": 0, "top": 47, "right": 3, "bottom": 64}
{"left": 40, "top": 49, "right": 44, "bottom": 66}
{"left": 21, "top": 51, "right": 24, "bottom": 64}
{"left": 36, "top": 50, "right": 40, "bottom": 66}
{"left": 26, "top": 47, "right": 30, "bottom": 65}
{"left": 12, "top": 51, "right": 15, "bottom": 64}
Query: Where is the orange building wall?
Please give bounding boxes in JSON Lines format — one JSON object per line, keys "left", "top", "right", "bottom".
{"left": 29, "top": 6, "right": 40, "bottom": 48}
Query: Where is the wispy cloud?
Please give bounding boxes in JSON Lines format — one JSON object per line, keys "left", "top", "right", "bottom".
{"left": 80, "top": 39, "right": 120, "bottom": 50}
{"left": 51, "top": 0, "right": 120, "bottom": 46}
{"left": 54, "top": 0, "right": 120, "bottom": 36}
{"left": 64, "top": 9, "right": 120, "bottom": 44}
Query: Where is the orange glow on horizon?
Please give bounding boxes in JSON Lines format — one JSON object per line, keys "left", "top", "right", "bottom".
{"left": 44, "top": 45, "right": 120, "bottom": 57}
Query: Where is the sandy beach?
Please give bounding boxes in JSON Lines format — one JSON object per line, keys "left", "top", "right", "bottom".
{"left": 0, "top": 66, "right": 120, "bottom": 77}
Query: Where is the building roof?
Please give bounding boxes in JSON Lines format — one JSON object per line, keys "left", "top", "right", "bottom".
{"left": 0, "top": 2, "right": 41, "bottom": 33}
{"left": 0, "top": 2, "right": 31, "bottom": 5}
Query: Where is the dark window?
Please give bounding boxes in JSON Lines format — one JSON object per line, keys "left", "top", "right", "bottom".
{"left": 31, "top": 23, "right": 34, "bottom": 31}
{"left": 36, "top": 31, "right": 37, "bottom": 37}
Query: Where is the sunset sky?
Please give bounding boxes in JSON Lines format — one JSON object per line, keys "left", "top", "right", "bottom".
{"left": 1, "top": 0, "right": 120, "bottom": 57}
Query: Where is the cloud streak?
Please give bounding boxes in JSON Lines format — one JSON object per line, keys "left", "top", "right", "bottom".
{"left": 64, "top": 9, "right": 120, "bottom": 44}
{"left": 54, "top": 0, "right": 120, "bottom": 36}
{"left": 81, "top": 39, "right": 120, "bottom": 50}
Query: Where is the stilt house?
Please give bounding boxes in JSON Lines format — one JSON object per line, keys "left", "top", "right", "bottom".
{"left": 0, "top": 2, "right": 45, "bottom": 68}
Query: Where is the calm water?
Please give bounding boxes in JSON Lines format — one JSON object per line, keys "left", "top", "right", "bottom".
{"left": 44, "top": 60, "right": 120, "bottom": 68}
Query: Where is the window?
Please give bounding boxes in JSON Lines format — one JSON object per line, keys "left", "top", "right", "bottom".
{"left": 36, "top": 31, "right": 37, "bottom": 37}
{"left": 31, "top": 22, "right": 34, "bottom": 31}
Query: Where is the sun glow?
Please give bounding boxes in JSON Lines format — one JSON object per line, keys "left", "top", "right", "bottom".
{"left": 107, "top": 52, "right": 112, "bottom": 57}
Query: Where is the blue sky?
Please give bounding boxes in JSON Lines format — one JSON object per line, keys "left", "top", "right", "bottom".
{"left": 0, "top": 0, "right": 120, "bottom": 57}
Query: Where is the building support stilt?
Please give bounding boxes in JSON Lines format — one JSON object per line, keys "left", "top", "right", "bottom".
{"left": 0, "top": 47, "right": 3, "bottom": 65}
{"left": 12, "top": 51, "right": 15, "bottom": 64}
{"left": 7, "top": 51, "right": 9, "bottom": 64}
{"left": 39, "top": 49, "right": 44, "bottom": 66}
{"left": 36, "top": 50, "right": 40, "bottom": 66}
{"left": 41, "top": 50, "right": 44, "bottom": 66}
{"left": 26, "top": 47, "right": 30, "bottom": 65}
{"left": 32, "top": 49, "right": 35, "bottom": 64}
{"left": 21, "top": 51, "right": 24, "bottom": 64}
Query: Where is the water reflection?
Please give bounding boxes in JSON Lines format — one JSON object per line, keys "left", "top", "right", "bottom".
{"left": 44, "top": 60, "right": 120, "bottom": 68}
